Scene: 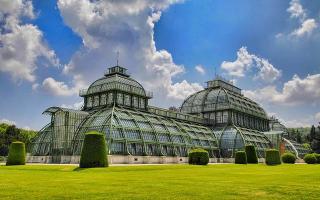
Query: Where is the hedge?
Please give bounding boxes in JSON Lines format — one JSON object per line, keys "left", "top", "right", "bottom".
{"left": 245, "top": 145, "right": 258, "bottom": 164}
{"left": 281, "top": 152, "right": 296, "bottom": 164}
{"left": 313, "top": 153, "right": 320, "bottom": 164}
{"left": 265, "top": 149, "right": 281, "bottom": 165}
{"left": 188, "top": 148, "right": 209, "bottom": 165}
{"left": 235, "top": 151, "right": 247, "bottom": 164}
{"left": 303, "top": 154, "right": 317, "bottom": 164}
{"left": 6, "top": 141, "right": 26, "bottom": 166}
{"left": 80, "top": 131, "right": 108, "bottom": 168}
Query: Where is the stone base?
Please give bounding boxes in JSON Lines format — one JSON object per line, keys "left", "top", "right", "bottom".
{"left": 27, "top": 155, "right": 265, "bottom": 164}
{"left": 27, "top": 155, "right": 218, "bottom": 164}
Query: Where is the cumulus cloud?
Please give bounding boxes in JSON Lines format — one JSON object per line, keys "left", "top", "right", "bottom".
{"left": 221, "top": 47, "right": 281, "bottom": 82}
{"left": 284, "top": 0, "right": 318, "bottom": 38}
{"left": 0, "top": 0, "right": 59, "bottom": 82}
{"left": 244, "top": 74, "right": 320, "bottom": 106}
{"left": 56, "top": 0, "right": 199, "bottom": 106}
{"left": 195, "top": 65, "right": 205, "bottom": 75}
{"left": 42, "top": 77, "right": 78, "bottom": 96}
{"left": 291, "top": 18, "right": 317, "bottom": 37}
{"left": 0, "top": 118, "right": 16, "bottom": 125}
{"left": 61, "top": 101, "right": 83, "bottom": 110}
{"left": 167, "top": 80, "right": 203, "bottom": 100}
{"left": 287, "top": 0, "right": 306, "bottom": 20}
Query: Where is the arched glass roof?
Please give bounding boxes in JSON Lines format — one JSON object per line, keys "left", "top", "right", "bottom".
{"left": 283, "top": 138, "right": 309, "bottom": 158}
{"left": 83, "top": 74, "right": 146, "bottom": 97}
{"left": 29, "top": 123, "right": 52, "bottom": 156}
{"left": 218, "top": 125, "right": 271, "bottom": 158}
{"left": 71, "top": 106, "right": 219, "bottom": 157}
{"left": 181, "top": 87, "right": 268, "bottom": 119}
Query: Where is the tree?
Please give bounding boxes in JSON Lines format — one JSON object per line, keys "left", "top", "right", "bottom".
{"left": 296, "top": 131, "right": 302, "bottom": 144}
{"left": 309, "top": 125, "right": 316, "bottom": 141}
{"left": 0, "top": 124, "right": 36, "bottom": 156}
{"left": 310, "top": 124, "right": 320, "bottom": 154}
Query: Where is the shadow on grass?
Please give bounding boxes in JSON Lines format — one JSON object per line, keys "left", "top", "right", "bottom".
{"left": 73, "top": 167, "right": 87, "bottom": 171}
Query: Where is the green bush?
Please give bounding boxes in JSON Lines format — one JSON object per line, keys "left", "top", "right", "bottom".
{"left": 0, "top": 156, "right": 5, "bottom": 162}
{"left": 313, "top": 153, "right": 320, "bottom": 164}
{"left": 303, "top": 154, "right": 317, "bottom": 164}
{"left": 281, "top": 153, "right": 296, "bottom": 164}
{"left": 6, "top": 141, "right": 26, "bottom": 165}
{"left": 265, "top": 149, "right": 281, "bottom": 165}
{"left": 80, "top": 131, "right": 108, "bottom": 168}
{"left": 235, "top": 151, "right": 247, "bottom": 164}
{"left": 245, "top": 145, "right": 258, "bottom": 164}
{"left": 188, "top": 148, "right": 209, "bottom": 165}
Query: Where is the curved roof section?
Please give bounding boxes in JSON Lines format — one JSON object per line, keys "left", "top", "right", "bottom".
{"left": 180, "top": 80, "right": 268, "bottom": 119}
{"left": 29, "top": 123, "right": 52, "bottom": 156}
{"left": 71, "top": 106, "right": 219, "bottom": 157}
{"left": 218, "top": 125, "right": 272, "bottom": 158}
{"left": 80, "top": 66, "right": 147, "bottom": 97}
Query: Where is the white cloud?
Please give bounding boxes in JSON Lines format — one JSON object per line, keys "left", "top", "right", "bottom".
{"left": 315, "top": 112, "right": 320, "bottom": 123}
{"left": 42, "top": 77, "right": 77, "bottom": 96}
{"left": 167, "top": 80, "right": 203, "bottom": 100}
{"left": 195, "top": 65, "right": 205, "bottom": 75}
{"left": 287, "top": 0, "right": 306, "bottom": 20}
{"left": 57, "top": 0, "right": 198, "bottom": 106}
{"left": 0, "top": 0, "right": 58, "bottom": 82}
{"left": 291, "top": 18, "right": 317, "bottom": 37}
{"left": 221, "top": 47, "right": 281, "bottom": 82}
{"left": 283, "top": 1, "right": 318, "bottom": 38}
{"left": 244, "top": 74, "right": 320, "bottom": 106}
{"left": 61, "top": 101, "right": 83, "bottom": 110}
{"left": 0, "top": 118, "right": 16, "bottom": 125}
{"left": 32, "top": 83, "right": 39, "bottom": 91}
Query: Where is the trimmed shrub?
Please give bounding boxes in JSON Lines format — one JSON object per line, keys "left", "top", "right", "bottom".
{"left": 235, "top": 151, "right": 247, "bottom": 164}
{"left": 6, "top": 141, "right": 26, "bottom": 165}
{"left": 281, "top": 153, "right": 296, "bottom": 164}
{"left": 80, "top": 131, "right": 108, "bottom": 168}
{"left": 265, "top": 149, "right": 281, "bottom": 165}
{"left": 188, "top": 148, "right": 209, "bottom": 165}
{"left": 313, "top": 153, "right": 320, "bottom": 164}
{"left": 0, "top": 156, "right": 5, "bottom": 162}
{"left": 303, "top": 154, "right": 317, "bottom": 164}
{"left": 245, "top": 145, "right": 258, "bottom": 164}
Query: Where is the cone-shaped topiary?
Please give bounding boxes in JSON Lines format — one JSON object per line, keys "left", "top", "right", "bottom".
{"left": 281, "top": 152, "right": 296, "bottom": 164}
{"left": 80, "top": 131, "right": 108, "bottom": 168}
{"left": 265, "top": 149, "right": 281, "bottom": 165}
{"left": 188, "top": 148, "right": 209, "bottom": 165}
{"left": 245, "top": 145, "right": 258, "bottom": 164}
{"left": 6, "top": 141, "right": 26, "bottom": 165}
{"left": 235, "top": 151, "right": 247, "bottom": 164}
{"left": 303, "top": 154, "right": 317, "bottom": 164}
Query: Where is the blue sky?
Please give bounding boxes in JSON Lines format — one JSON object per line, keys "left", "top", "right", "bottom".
{"left": 0, "top": 0, "right": 320, "bottom": 129}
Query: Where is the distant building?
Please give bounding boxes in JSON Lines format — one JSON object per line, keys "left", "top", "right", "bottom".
{"left": 28, "top": 66, "right": 308, "bottom": 164}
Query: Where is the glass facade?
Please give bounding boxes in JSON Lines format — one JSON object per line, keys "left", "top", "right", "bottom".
{"left": 71, "top": 107, "right": 219, "bottom": 157}
{"left": 32, "top": 66, "right": 306, "bottom": 162}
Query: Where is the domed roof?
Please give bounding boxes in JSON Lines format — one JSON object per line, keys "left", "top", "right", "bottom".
{"left": 80, "top": 66, "right": 147, "bottom": 97}
{"left": 180, "top": 78, "right": 268, "bottom": 119}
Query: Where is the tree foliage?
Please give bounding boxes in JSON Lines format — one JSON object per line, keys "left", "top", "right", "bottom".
{"left": 0, "top": 123, "right": 37, "bottom": 156}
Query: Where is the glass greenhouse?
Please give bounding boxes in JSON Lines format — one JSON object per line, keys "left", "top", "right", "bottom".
{"left": 29, "top": 65, "right": 308, "bottom": 164}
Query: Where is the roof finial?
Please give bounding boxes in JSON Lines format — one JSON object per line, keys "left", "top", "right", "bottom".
{"left": 116, "top": 50, "right": 120, "bottom": 66}
{"left": 214, "top": 65, "right": 217, "bottom": 78}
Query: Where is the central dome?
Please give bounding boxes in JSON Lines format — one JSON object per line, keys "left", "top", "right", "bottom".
{"left": 84, "top": 66, "right": 147, "bottom": 97}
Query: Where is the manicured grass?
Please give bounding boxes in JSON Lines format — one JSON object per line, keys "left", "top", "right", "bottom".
{"left": 1, "top": 164, "right": 320, "bottom": 199}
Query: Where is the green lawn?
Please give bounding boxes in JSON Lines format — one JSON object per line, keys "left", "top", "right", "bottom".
{"left": 1, "top": 164, "right": 319, "bottom": 200}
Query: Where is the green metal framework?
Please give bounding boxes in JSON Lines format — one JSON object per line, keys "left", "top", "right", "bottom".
{"left": 30, "top": 66, "right": 286, "bottom": 161}
{"left": 218, "top": 125, "right": 271, "bottom": 158}
{"left": 71, "top": 106, "right": 219, "bottom": 157}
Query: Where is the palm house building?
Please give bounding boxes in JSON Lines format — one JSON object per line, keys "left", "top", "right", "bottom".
{"left": 28, "top": 65, "right": 307, "bottom": 164}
